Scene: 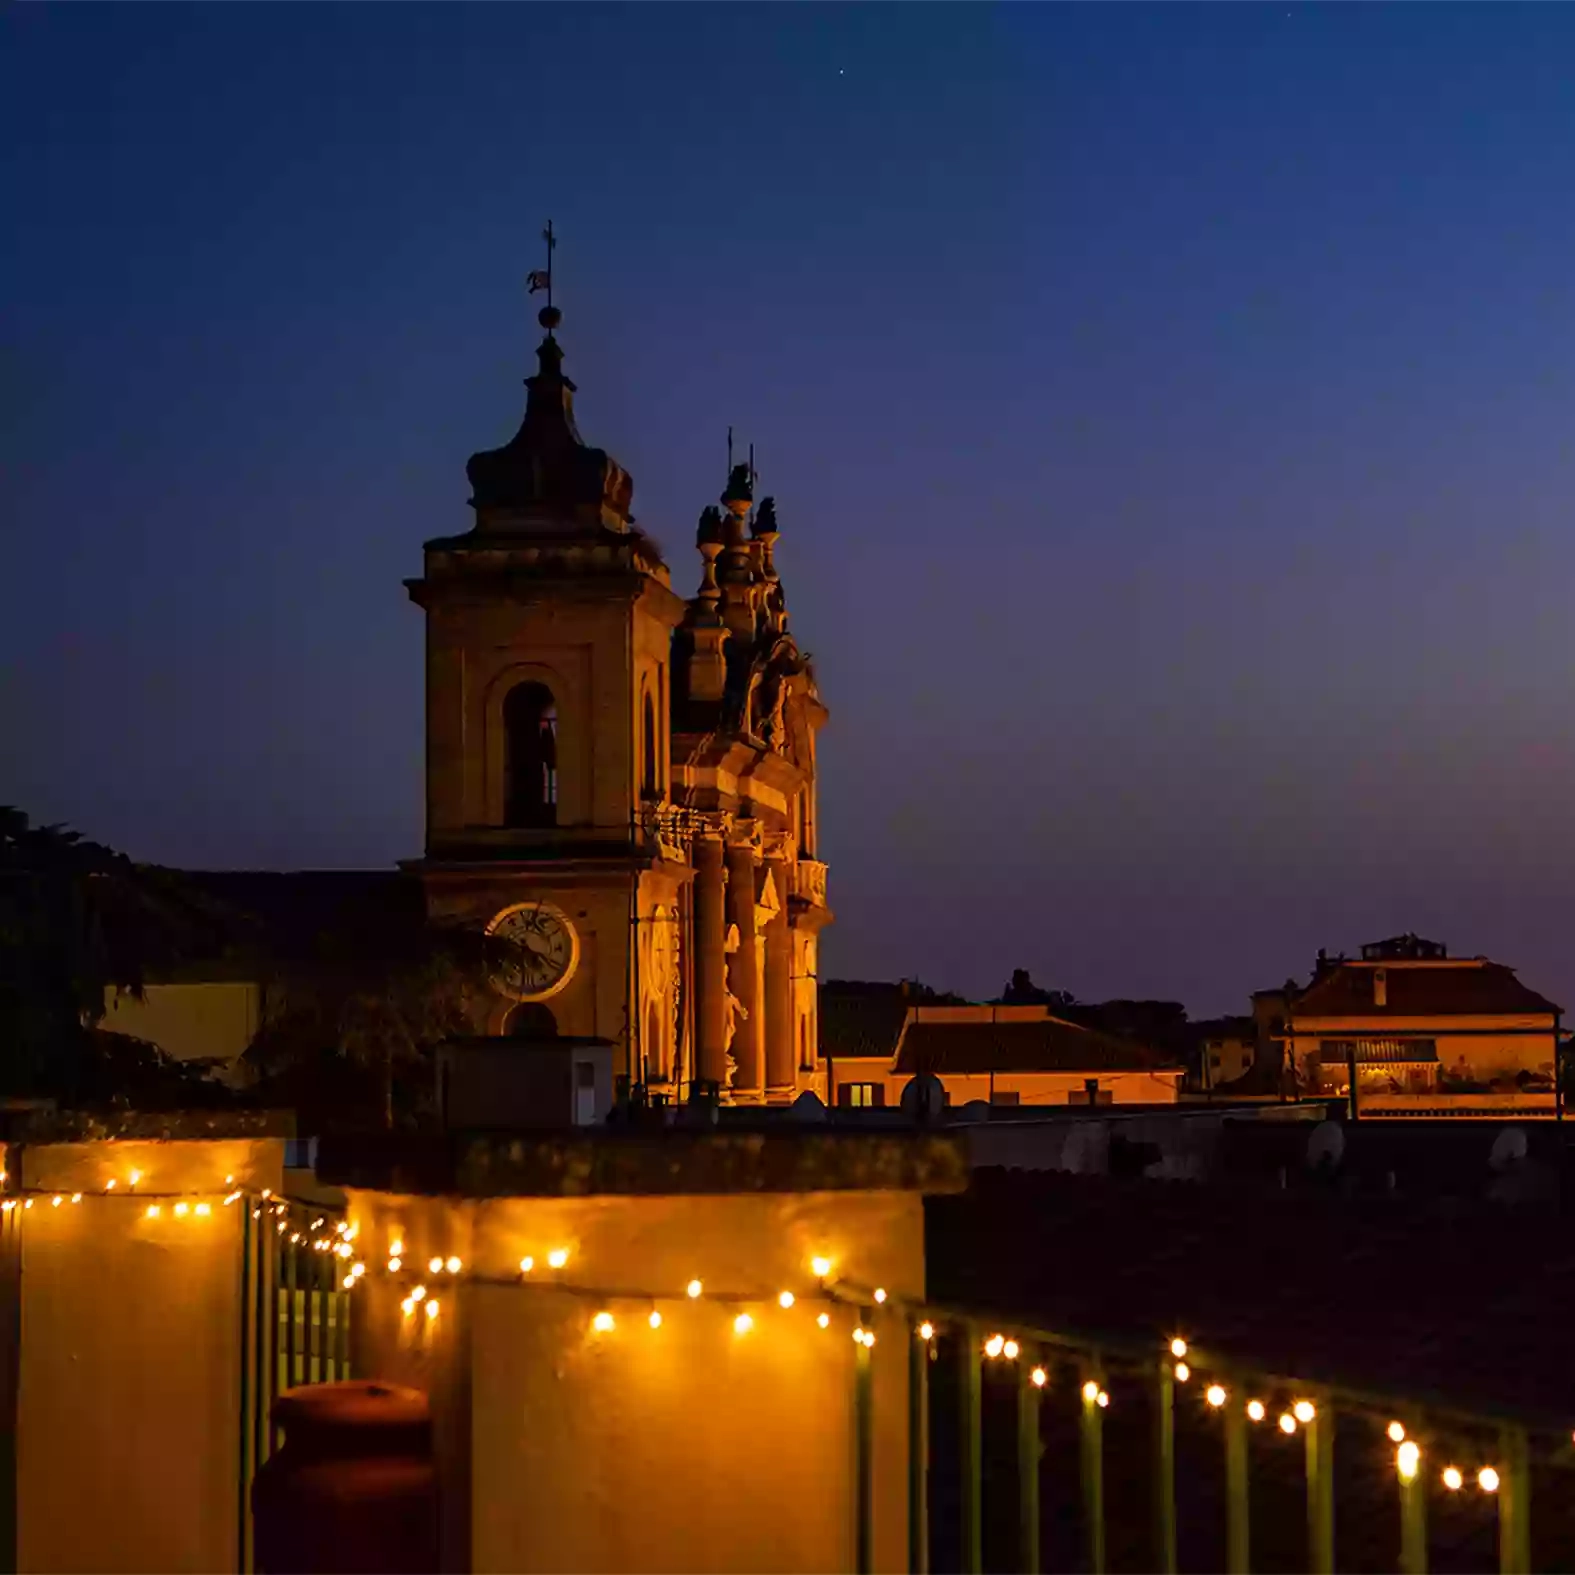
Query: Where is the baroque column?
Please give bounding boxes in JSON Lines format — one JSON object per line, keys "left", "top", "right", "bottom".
{"left": 726, "top": 833, "right": 765, "bottom": 1101}
{"left": 693, "top": 830, "right": 730, "bottom": 1090}
{"left": 762, "top": 839, "right": 795, "bottom": 1101}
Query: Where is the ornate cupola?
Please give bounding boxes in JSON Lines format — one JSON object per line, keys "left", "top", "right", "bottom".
{"left": 464, "top": 303, "right": 635, "bottom": 533}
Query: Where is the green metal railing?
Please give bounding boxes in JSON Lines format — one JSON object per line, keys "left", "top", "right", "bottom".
{"left": 866, "top": 1303, "right": 1570, "bottom": 1575}
{"left": 238, "top": 1198, "right": 352, "bottom": 1572}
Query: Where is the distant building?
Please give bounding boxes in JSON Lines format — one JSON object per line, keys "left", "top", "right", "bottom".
{"left": 1286, "top": 935, "right": 1562, "bottom": 1101}
{"left": 820, "top": 983, "right": 1184, "bottom": 1109}
{"left": 1189, "top": 1016, "right": 1257, "bottom": 1091}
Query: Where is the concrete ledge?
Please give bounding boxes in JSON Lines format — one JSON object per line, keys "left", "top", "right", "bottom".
{"left": 319, "top": 1129, "right": 969, "bottom": 1198}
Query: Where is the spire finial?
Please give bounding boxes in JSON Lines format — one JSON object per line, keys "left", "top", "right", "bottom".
{"left": 528, "top": 220, "right": 560, "bottom": 333}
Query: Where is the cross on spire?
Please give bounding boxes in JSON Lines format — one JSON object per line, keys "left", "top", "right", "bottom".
{"left": 527, "top": 220, "right": 557, "bottom": 326}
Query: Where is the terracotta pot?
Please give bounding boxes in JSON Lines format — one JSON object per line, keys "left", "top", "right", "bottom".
{"left": 253, "top": 1381, "right": 439, "bottom": 1575}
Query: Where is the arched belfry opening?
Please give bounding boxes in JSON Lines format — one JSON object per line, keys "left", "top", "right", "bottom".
{"left": 503, "top": 681, "right": 557, "bottom": 827}
{"left": 507, "top": 1002, "right": 560, "bottom": 1039}
{"left": 642, "top": 689, "right": 659, "bottom": 800}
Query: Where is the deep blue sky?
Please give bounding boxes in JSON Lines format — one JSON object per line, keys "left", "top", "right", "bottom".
{"left": 6, "top": 4, "right": 1575, "bottom": 1015}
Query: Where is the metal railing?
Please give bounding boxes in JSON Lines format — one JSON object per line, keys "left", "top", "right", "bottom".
{"left": 869, "top": 1303, "right": 1571, "bottom": 1575}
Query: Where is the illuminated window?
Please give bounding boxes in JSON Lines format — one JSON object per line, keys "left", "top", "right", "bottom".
{"left": 504, "top": 682, "right": 557, "bottom": 827}
{"left": 839, "top": 1083, "right": 883, "bottom": 1108}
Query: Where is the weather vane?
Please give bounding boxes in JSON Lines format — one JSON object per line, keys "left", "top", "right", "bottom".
{"left": 527, "top": 220, "right": 556, "bottom": 317}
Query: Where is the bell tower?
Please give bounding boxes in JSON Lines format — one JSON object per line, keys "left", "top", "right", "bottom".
{"left": 404, "top": 287, "right": 690, "bottom": 1065}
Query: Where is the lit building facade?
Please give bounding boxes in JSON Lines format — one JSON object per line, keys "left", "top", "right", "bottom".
{"left": 405, "top": 301, "right": 831, "bottom": 1103}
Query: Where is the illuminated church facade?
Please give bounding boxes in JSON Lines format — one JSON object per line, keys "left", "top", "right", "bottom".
{"left": 404, "top": 299, "right": 832, "bottom": 1103}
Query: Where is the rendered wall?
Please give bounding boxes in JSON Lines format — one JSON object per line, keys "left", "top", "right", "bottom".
{"left": 347, "top": 1187, "right": 925, "bottom": 1574}
{"left": 102, "top": 981, "right": 261, "bottom": 1071}
{"left": 14, "top": 1138, "right": 284, "bottom": 1575}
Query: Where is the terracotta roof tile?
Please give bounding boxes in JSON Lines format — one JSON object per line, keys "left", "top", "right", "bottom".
{"left": 1294, "top": 961, "right": 1560, "bottom": 1019}
{"left": 895, "top": 1018, "right": 1177, "bottom": 1076}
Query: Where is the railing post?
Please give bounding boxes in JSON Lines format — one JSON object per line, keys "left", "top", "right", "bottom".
{"left": 1399, "top": 1451, "right": 1427, "bottom": 1575}
{"left": 958, "top": 1322, "right": 982, "bottom": 1575}
{"left": 1154, "top": 1360, "right": 1177, "bottom": 1574}
{"left": 1017, "top": 1354, "right": 1041, "bottom": 1575}
{"left": 855, "top": 1305, "right": 874, "bottom": 1575}
{"left": 1225, "top": 1397, "right": 1250, "bottom": 1575}
{"left": 908, "top": 1322, "right": 929, "bottom": 1575}
{"left": 1081, "top": 1368, "right": 1106, "bottom": 1575}
{"left": 1498, "top": 1425, "right": 1530, "bottom": 1575}
{"left": 1304, "top": 1402, "right": 1334, "bottom": 1575}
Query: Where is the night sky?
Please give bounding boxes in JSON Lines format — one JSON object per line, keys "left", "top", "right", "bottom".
{"left": 6, "top": 5, "right": 1575, "bottom": 1015}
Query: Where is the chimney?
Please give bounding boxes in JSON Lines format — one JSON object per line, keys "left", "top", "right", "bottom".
{"left": 1373, "top": 968, "right": 1388, "bottom": 1008}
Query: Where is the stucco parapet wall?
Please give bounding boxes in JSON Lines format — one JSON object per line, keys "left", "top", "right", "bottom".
{"left": 0, "top": 1107, "right": 296, "bottom": 1145}
{"left": 319, "top": 1130, "right": 969, "bottom": 1199}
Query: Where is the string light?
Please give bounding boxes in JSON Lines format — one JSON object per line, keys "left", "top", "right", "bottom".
{"left": 778, "top": 1291, "right": 795, "bottom": 1309}
{"left": 1397, "top": 1442, "right": 1421, "bottom": 1480}
{"left": 1082, "top": 1381, "right": 1100, "bottom": 1404}
{"left": 1207, "top": 1385, "right": 1227, "bottom": 1408}
{"left": 1293, "top": 1400, "right": 1316, "bottom": 1424}
{"left": 686, "top": 1279, "right": 703, "bottom": 1299}
{"left": 817, "top": 1313, "right": 830, "bottom": 1329}
{"left": 401, "top": 1297, "right": 415, "bottom": 1316}
{"left": 445, "top": 1256, "right": 461, "bottom": 1274}
{"left": 1031, "top": 1367, "right": 1047, "bottom": 1388}
{"left": 811, "top": 1256, "right": 833, "bottom": 1279}
{"left": 1478, "top": 1467, "right": 1499, "bottom": 1493}
{"left": 547, "top": 1248, "right": 569, "bottom": 1269}
{"left": 389, "top": 1257, "right": 403, "bottom": 1272}
{"left": 917, "top": 1322, "right": 935, "bottom": 1341}
{"left": 50, "top": 1196, "right": 61, "bottom": 1208}
{"left": 428, "top": 1257, "right": 444, "bottom": 1274}
{"left": 1170, "top": 1338, "right": 1188, "bottom": 1359}
{"left": 1388, "top": 1422, "right": 1406, "bottom": 1443}
{"left": 390, "top": 1238, "right": 404, "bottom": 1256}
{"left": 592, "top": 1312, "right": 615, "bottom": 1333}
{"left": 1097, "top": 1391, "right": 1109, "bottom": 1409}
{"left": 519, "top": 1257, "right": 533, "bottom": 1274}
{"left": 1003, "top": 1339, "right": 1019, "bottom": 1360}
{"left": 873, "top": 1288, "right": 887, "bottom": 1304}
{"left": 146, "top": 1205, "right": 160, "bottom": 1219}
{"left": 733, "top": 1313, "right": 753, "bottom": 1336}
{"left": 128, "top": 1171, "right": 141, "bottom": 1188}
{"left": 195, "top": 1203, "right": 211, "bottom": 1217}
{"left": 424, "top": 1299, "right": 439, "bottom": 1321}
{"left": 986, "top": 1335, "right": 1006, "bottom": 1358}
{"left": 1442, "top": 1466, "right": 1463, "bottom": 1491}
{"left": 853, "top": 1327, "right": 875, "bottom": 1348}
{"left": 70, "top": 1193, "right": 80, "bottom": 1204}
{"left": 1247, "top": 1401, "right": 1266, "bottom": 1423}
{"left": 1279, "top": 1414, "right": 1297, "bottom": 1435}
{"left": 648, "top": 1310, "right": 662, "bottom": 1330}
{"left": 411, "top": 1285, "right": 427, "bottom": 1302}
{"left": 1174, "top": 1363, "right": 1190, "bottom": 1383}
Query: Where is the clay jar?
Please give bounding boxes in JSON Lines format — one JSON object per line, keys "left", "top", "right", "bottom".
{"left": 252, "top": 1381, "right": 439, "bottom": 1575}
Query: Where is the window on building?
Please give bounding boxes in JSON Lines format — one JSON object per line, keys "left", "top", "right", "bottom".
{"left": 641, "top": 690, "right": 659, "bottom": 801}
{"left": 503, "top": 682, "right": 557, "bottom": 827}
{"left": 839, "top": 1083, "right": 883, "bottom": 1108}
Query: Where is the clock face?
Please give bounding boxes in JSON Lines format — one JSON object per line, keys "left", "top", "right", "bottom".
{"left": 486, "top": 902, "right": 579, "bottom": 1002}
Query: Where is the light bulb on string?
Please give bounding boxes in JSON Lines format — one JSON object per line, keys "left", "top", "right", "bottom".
{"left": 1397, "top": 1441, "right": 1420, "bottom": 1480}
{"left": 1293, "top": 1401, "right": 1315, "bottom": 1424}
{"left": 686, "top": 1279, "right": 703, "bottom": 1299}
{"left": 146, "top": 1205, "right": 160, "bottom": 1219}
{"left": 1279, "top": 1414, "right": 1297, "bottom": 1435}
{"left": 873, "top": 1288, "right": 886, "bottom": 1304}
{"left": 1246, "top": 1401, "right": 1265, "bottom": 1422}
{"left": 1442, "top": 1466, "right": 1463, "bottom": 1492}
{"left": 1170, "top": 1338, "right": 1188, "bottom": 1359}
{"left": 648, "top": 1310, "right": 663, "bottom": 1330}
{"left": 1082, "top": 1381, "right": 1100, "bottom": 1404}
{"left": 592, "top": 1311, "right": 615, "bottom": 1333}
{"left": 519, "top": 1257, "right": 533, "bottom": 1274}
{"left": 1206, "top": 1385, "right": 1227, "bottom": 1408}
{"left": 411, "top": 1285, "right": 427, "bottom": 1302}
{"left": 1002, "top": 1340, "right": 1019, "bottom": 1360}
{"left": 428, "top": 1257, "right": 444, "bottom": 1274}
{"left": 69, "top": 1193, "right": 81, "bottom": 1204}
{"left": 425, "top": 1299, "right": 439, "bottom": 1321}
{"left": 917, "top": 1322, "right": 935, "bottom": 1341}
{"left": 50, "top": 1196, "right": 61, "bottom": 1208}
{"left": 195, "top": 1203, "right": 211, "bottom": 1217}
{"left": 1031, "top": 1367, "right": 1047, "bottom": 1388}
{"left": 1478, "top": 1467, "right": 1499, "bottom": 1493}
{"left": 985, "top": 1335, "right": 1005, "bottom": 1358}
{"left": 778, "top": 1291, "right": 795, "bottom": 1309}
{"left": 1096, "top": 1391, "right": 1109, "bottom": 1409}
{"left": 734, "top": 1313, "right": 753, "bottom": 1336}
{"left": 445, "top": 1256, "right": 461, "bottom": 1274}
{"left": 389, "top": 1257, "right": 403, "bottom": 1273}
{"left": 816, "top": 1313, "right": 830, "bottom": 1329}
{"left": 547, "top": 1248, "right": 569, "bottom": 1269}
{"left": 1388, "top": 1422, "right": 1406, "bottom": 1443}
{"left": 1174, "top": 1363, "right": 1190, "bottom": 1383}
{"left": 811, "top": 1256, "right": 832, "bottom": 1279}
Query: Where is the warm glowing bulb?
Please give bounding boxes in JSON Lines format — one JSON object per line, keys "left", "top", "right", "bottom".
{"left": 874, "top": 1287, "right": 887, "bottom": 1304}
{"left": 105, "top": 1180, "right": 116, "bottom": 1191}
{"left": 1207, "top": 1385, "right": 1227, "bottom": 1408}
{"left": 70, "top": 1193, "right": 81, "bottom": 1204}
{"left": 686, "top": 1278, "right": 703, "bottom": 1299}
{"left": 519, "top": 1257, "right": 534, "bottom": 1274}
{"left": 1082, "top": 1381, "right": 1100, "bottom": 1404}
{"left": 1175, "top": 1362, "right": 1190, "bottom": 1382}
{"left": 1247, "top": 1400, "right": 1266, "bottom": 1422}
{"left": 195, "top": 1203, "right": 211, "bottom": 1217}
{"left": 342, "top": 1275, "right": 356, "bottom": 1290}
{"left": 592, "top": 1311, "right": 615, "bottom": 1333}
{"left": 1096, "top": 1391, "right": 1109, "bottom": 1409}
{"left": 648, "top": 1310, "right": 662, "bottom": 1329}
{"left": 548, "top": 1248, "right": 569, "bottom": 1269}
{"left": 429, "top": 1257, "right": 444, "bottom": 1274}
{"left": 918, "top": 1321, "right": 935, "bottom": 1341}
{"left": 1279, "top": 1414, "right": 1297, "bottom": 1435}
{"left": 811, "top": 1256, "right": 833, "bottom": 1279}
{"left": 411, "top": 1285, "right": 427, "bottom": 1301}
{"left": 225, "top": 1175, "right": 234, "bottom": 1185}
{"left": 390, "top": 1239, "right": 404, "bottom": 1256}
{"left": 1031, "top": 1367, "right": 1047, "bottom": 1388}
{"left": 401, "top": 1297, "right": 415, "bottom": 1316}
{"left": 1003, "top": 1339, "right": 1020, "bottom": 1360}
{"left": 289, "top": 1233, "right": 301, "bottom": 1244}
{"left": 1170, "top": 1338, "right": 1188, "bottom": 1359}
{"left": 985, "top": 1335, "right": 1005, "bottom": 1358}
{"left": 24, "top": 1200, "right": 32, "bottom": 1210}
{"left": 425, "top": 1299, "right": 439, "bottom": 1320}
{"left": 146, "top": 1204, "right": 160, "bottom": 1219}
{"left": 817, "top": 1312, "right": 830, "bottom": 1329}
{"left": 778, "top": 1291, "right": 795, "bottom": 1309}
{"left": 174, "top": 1202, "right": 190, "bottom": 1218}
{"left": 1442, "top": 1466, "right": 1463, "bottom": 1492}
{"left": 865, "top": 1330, "right": 876, "bottom": 1347}
{"left": 446, "top": 1256, "right": 461, "bottom": 1274}
{"left": 389, "top": 1257, "right": 403, "bottom": 1272}
{"left": 129, "top": 1171, "right": 142, "bottom": 1187}
{"left": 50, "top": 1196, "right": 61, "bottom": 1208}
{"left": 1388, "top": 1421, "right": 1406, "bottom": 1443}
{"left": 734, "top": 1313, "right": 754, "bottom": 1335}
{"left": 1397, "top": 1441, "right": 1421, "bottom": 1480}
{"left": 1478, "top": 1467, "right": 1499, "bottom": 1493}
{"left": 1293, "top": 1401, "right": 1316, "bottom": 1424}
